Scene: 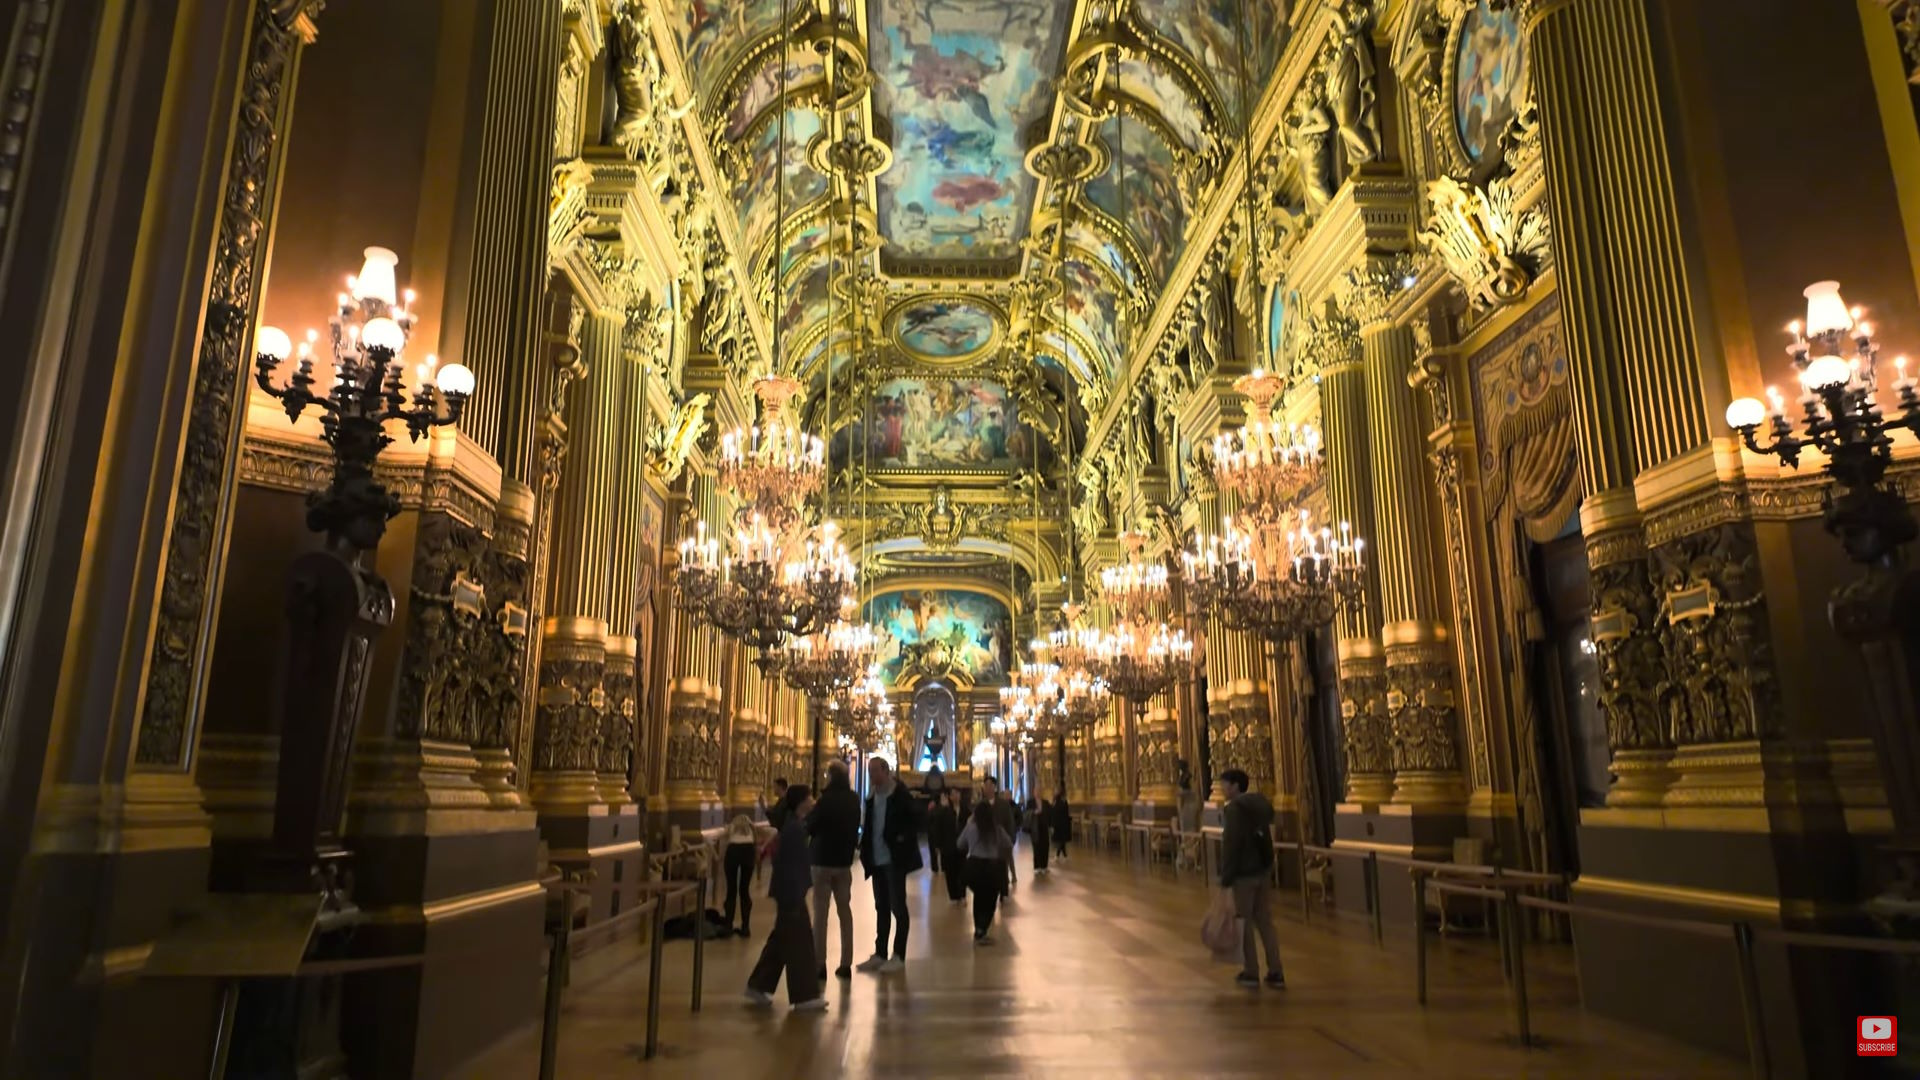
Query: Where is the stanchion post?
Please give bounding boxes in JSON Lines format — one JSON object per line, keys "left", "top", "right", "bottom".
{"left": 1299, "top": 843, "right": 1311, "bottom": 921}
{"left": 1731, "top": 922, "right": 1772, "bottom": 1080}
{"left": 692, "top": 878, "right": 708, "bottom": 1012}
{"left": 538, "top": 902, "right": 571, "bottom": 1080}
{"left": 645, "top": 897, "right": 667, "bottom": 1059}
{"left": 1367, "top": 852, "right": 1384, "bottom": 946}
{"left": 1502, "top": 890, "right": 1531, "bottom": 1046}
{"left": 1413, "top": 869, "right": 1428, "bottom": 1005}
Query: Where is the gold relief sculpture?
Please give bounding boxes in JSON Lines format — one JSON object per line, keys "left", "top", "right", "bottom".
{"left": 1338, "top": 663, "right": 1393, "bottom": 784}
{"left": 648, "top": 392, "right": 711, "bottom": 482}
{"left": 1649, "top": 519, "right": 1781, "bottom": 747}
{"left": 1385, "top": 645, "right": 1461, "bottom": 773}
{"left": 1284, "top": 71, "right": 1338, "bottom": 213}
{"left": 1875, "top": 1, "right": 1920, "bottom": 84}
{"left": 1325, "top": 0, "right": 1382, "bottom": 166}
{"left": 1420, "top": 173, "right": 1549, "bottom": 310}
{"left": 393, "top": 516, "right": 494, "bottom": 744}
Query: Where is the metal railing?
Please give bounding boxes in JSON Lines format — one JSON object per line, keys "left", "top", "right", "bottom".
{"left": 537, "top": 878, "right": 707, "bottom": 1078}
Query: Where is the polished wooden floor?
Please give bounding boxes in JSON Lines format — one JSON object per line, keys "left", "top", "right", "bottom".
{"left": 467, "top": 842, "right": 1744, "bottom": 1078}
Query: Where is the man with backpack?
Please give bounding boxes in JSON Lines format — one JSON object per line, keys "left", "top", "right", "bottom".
{"left": 1218, "top": 768, "right": 1286, "bottom": 989}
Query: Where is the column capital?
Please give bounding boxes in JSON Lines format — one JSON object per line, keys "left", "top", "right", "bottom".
{"left": 1341, "top": 252, "right": 1422, "bottom": 331}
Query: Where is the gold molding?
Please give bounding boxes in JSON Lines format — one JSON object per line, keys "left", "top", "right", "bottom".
{"left": 1571, "top": 873, "right": 1779, "bottom": 919}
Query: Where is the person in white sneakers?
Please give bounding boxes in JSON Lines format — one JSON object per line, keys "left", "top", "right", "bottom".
{"left": 744, "top": 785, "right": 828, "bottom": 1012}
{"left": 855, "top": 758, "right": 922, "bottom": 973}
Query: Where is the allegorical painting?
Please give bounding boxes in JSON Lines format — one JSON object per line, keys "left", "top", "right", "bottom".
{"left": 734, "top": 107, "right": 826, "bottom": 261}
{"left": 671, "top": 0, "right": 785, "bottom": 94}
{"left": 1454, "top": 0, "right": 1528, "bottom": 164}
{"left": 1266, "top": 286, "right": 1287, "bottom": 368}
{"left": 725, "top": 45, "right": 824, "bottom": 142}
{"left": 778, "top": 256, "right": 831, "bottom": 339}
{"left": 1131, "top": 0, "right": 1288, "bottom": 122}
{"left": 840, "top": 378, "right": 1029, "bottom": 469}
{"left": 870, "top": 0, "right": 1068, "bottom": 261}
{"left": 1086, "top": 114, "right": 1187, "bottom": 284}
{"left": 1061, "top": 259, "right": 1124, "bottom": 385}
{"left": 865, "top": 588, "right": 1011, "bottom": 686}
{"left": 1116, "top": 57, "right": 1208, "bottom": 152}
{"left": 891, "top": 298, "right": 998, "bottom": 358}
{"left": 1067, "top": 218, "right": 1134, "bottom": 290}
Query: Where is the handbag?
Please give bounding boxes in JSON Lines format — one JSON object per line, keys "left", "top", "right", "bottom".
{"left": 1201, "top": 886, "right": 1241, "bottom": 960}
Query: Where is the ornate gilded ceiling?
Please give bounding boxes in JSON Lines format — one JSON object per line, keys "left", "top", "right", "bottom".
{"left": 663, "top": 0, "right": 1291, "bottom": 402}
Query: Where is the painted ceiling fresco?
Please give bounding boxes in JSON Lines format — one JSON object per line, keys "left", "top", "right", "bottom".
{"left": 1085, "top": 114, "right": 1188, "bottom": 285}
{"left": 890, "top": 298, "right": 999, "bottom": 359}
{"left": 866, "top": 588, "right": 1011, "bottom": 686}
{"left": 670, "top": 0, "right": 787, "bottom": 96}
{"left": 1058, "top": 257, "right": 1125, "bottom": 386}
{"left": 724, "top": 44, "right": 824, "bottom": 142}
{"left": 868, "top": 0, "right": 1068, "bottom": 263}
{"left": 1132, "top": 0, "right": 1289, "bottom": 122}
{"left": 733, "top": 107, "right": 828, "bottom": 267}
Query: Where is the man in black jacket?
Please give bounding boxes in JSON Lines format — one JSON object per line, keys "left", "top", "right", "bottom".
{"left": 1219, "top": 768, "right": 1285, "bottom": 989}
{"left": 807, "top": 761, "right": 860, "bottom": 979}
{"left": 856, "top": 758, "right": 923, "bottom": 972}
{"left": 927, "top": 789, "right": 966, "bottom": 904}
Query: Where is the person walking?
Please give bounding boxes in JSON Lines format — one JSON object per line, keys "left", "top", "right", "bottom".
{"left": 990, "top": 784, "right": 1018, "bottom": 893}
{"left": 1050, "top": 788, "right": 1072, "bottom": 860}
{"left": 767, "top": 778, "right": 790, "bottom": 828}
{"left": 928, "top": 788, "right": 966, "bottom": 905}
{"left": 957, "top": 801, "right": 1014, "bottom": 944}
{"left": 1218, "top": 768, "right": 1285, "bottom": 989}
{"left": 1027, "top": 797, "right": 1051, "bottom": 875}
{"left": 744, "top": 785, "right": 827, "bottom": 1011}
{"left": 807, "top": 759, "right": 860, "bottom": 980}
{"left": 722, "top": 814, "right": 757, "bottom": 937}
{"left": 856, "top": 758, "right": 922, "bottom": 973}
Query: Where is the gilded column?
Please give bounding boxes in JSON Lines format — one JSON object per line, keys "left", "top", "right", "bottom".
{"left": 1528, "top": 0, "right": 1681, "bottom": 805}
{"left": 1350, "top": 263, "right": 1466, "bottom": 808}
{"left": 533, "top": 310, "right": 627, "bottom": 813}
{"left": 1135, "top": 706, "right": 1178, "bottom": 811}
{"left": 1314, "top": 308, "right": 1392, "bottom": 801}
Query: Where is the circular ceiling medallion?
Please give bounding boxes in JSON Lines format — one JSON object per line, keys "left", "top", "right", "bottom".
{"left": 888, "top": 297, "right": 1002, "bottom": 362}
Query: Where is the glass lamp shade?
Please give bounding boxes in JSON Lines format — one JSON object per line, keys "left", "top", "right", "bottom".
{"left": 255, "top": 325, "right": 293, "bottom": 362}
{"left": 1802, "top": 354, "right": 1852, "bottom": 391}
{"left": 1724, "top": 397, "right": 1767, "bottom": 429}
{"left": 1802, "top": 280, "right": 1853, "bottom": 337}
{"left": 361, "top": 316, "right": 407, "bottom": 353}
{"left": 353, "top": 246, "right": 401, "bottom": 306}
{"left": 435, "top": 362, "right": 476, "bottom": 397}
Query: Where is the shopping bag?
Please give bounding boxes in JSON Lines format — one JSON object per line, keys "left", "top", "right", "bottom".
{"left": 1201, "top": 886, "right": 1240, "bottom": 960}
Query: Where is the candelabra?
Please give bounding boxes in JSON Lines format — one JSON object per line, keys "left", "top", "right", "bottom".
{"left": 1725, "top": 281, "right": 1920, "bottom": 565}
{"left": 1211, "top": 368, "right": 1323, "bottom": 518}
{"left": 253, "top": 246, "right": 474, "bottom": 552}
{"left": 241, "top": 246, "right": 474, "bottom": 901}
{"left": 1725, "top": 280, "right": 1920, "bottom": 929}
{"left": 1182, "top": 509, "right": 1367, "bottom": 650}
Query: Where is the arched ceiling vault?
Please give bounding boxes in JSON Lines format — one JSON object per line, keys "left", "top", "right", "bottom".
{"left": 658, "top": 0, "right": 1293, "bottom": 557}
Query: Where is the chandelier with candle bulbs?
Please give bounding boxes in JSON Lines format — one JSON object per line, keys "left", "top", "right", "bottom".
{"left": 675, "top": 510, "right": 854, "bottom": 667}
{"left": 1183, "top": 508, "right": 1366, "bottom": 649}
{"left": 782, "top": 604, "right": 885, "bottom": 699}
{"left": 1210, "top": 368, "right": 1323, "bottom": 515}
{"left": 1000, "top": 658, "right": 1067, "bottom": 738}
{"left": 829, "top": 668, "right": 892, "bottom": 752}
{"left": 1087, "top": 532, "right": 1196, "bottom": 706}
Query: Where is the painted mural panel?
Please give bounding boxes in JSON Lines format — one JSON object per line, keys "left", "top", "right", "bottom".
{"left": 866, "top": 589, "right": 1011, "bottom": 685}
{"left": 778, "top": 256, "right": 832, "bottom": 340}
{"left": 670, "top": 0, "right": 785, "bottom": 95}
{"left": 891, "top": 298, "right": 997, "bottom": 358}
{"left": 1116, "top": 57, "right": 1207, "bottom": 151}
{"left": 1454, "top": 0, "right": 1527, "bottom": 164}
{"left": 869, "top": 0, "right": 1067, "bottom": 261}
{"left": 725, "top": 45, "right": 824, "bottom": 142}
{"left": 1085, "top": 115, "right": 1187, "bottom": 284}
{"left": 1266, "top": 286, "right": 1288, "bottom": 368}
{"left": 733, "top": 108, "right": 827, "bottom": 264}
{"left": 844, "top": 378, "right": 1029, "bottom": 469}
{"left": 1066, "top": 219, "right": 1135, "bottom": 291}
{"left": 1061, "top": 258, "right": 1124, "bottom": 384}
{"left": 1132, "top": 0, "right": 1289, "bottom": 120}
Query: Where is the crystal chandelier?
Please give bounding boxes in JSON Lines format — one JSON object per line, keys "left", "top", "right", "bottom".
{"left": 1183, "top": 508, "right": 1366, "bottom": 649}
{"left": 719, "top": 374, "right": 825, "bottom": 531}
{"left": 1087, "top": 532, "right": 1195, "bottom": 706}
{"left": 675, "top": 516, "right": 853, "bottom": 666}
{"left": 1000, "top": 659, "right": 1066, "bottom": 737}
{"left": 783, "top": 606, "right": 884, "bottom": 699}
{"left": 1210, "top": 368, "right": 1322, "bottom": 518}
{"left": 1057, "top": 664, "right": 1112, "bottom": 731}
{"left": 829, "top": 668, "right": 892, "bottom": 752}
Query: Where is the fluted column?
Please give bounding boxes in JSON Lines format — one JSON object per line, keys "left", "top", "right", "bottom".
{"left": 1353, "top": 291, "right": 1465, "bottom": 808}
{"left": 1317, "top": 320, "right": 1391, "bottom": 802}
{"left": 533, "top": 310, "right": 626, "bottom": 812}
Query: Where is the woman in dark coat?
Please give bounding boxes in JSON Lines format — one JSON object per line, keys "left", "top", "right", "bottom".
{"left": 1028, "top": 796, "right": 1052, "bottom": 874}
{"left": 928, "top": 790, "right": 967, "bottom": 903}
{"left": 744, "top": 785, "right": 826, "bottom": 1011}
{"left": 1050, "top": 789, "right": 1072, "bottom": 860}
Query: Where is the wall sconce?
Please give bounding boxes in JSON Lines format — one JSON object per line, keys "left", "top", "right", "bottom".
{"left": 253, "top": 246, "right": 475, "bottom": 553}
